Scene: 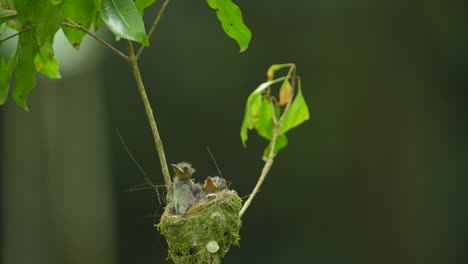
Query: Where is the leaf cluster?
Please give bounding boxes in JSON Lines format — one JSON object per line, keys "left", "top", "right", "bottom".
{"left": 240, "top": 64, "right": 310, "bottom": 159}
{"left": 0, "top": 0, "right": 251, "bottom": 110}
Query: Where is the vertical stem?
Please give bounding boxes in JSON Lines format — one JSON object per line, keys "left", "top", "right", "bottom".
{"left": 126, "top": 41, "right": 171, "bottom": 186}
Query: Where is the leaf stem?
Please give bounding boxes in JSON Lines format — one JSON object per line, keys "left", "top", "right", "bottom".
{"left": 126, "top": 40, "right": 172, "bottom": 187}
{"left": 62, "top": 18, "right": 128, "bottom": 61}
{"left": 136, "top": 0, "right": 171, "bottom": 59}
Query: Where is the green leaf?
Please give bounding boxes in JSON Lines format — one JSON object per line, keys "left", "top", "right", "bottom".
{"left": 206, "top": 0, "right": 251, "bottom": 52}
{"left": 240, "top": 91, "right": 261, "bottom": 146}
{"left": 255, "top": 98, "right": 274, "bottom": 139}
{"left": 35, "top": 2, "right": 62, "bottom": 46}
{"left": 101, "top": 0, "right": 149, "bottom": 46}
{"left": 61, "top": 0, "right": 97, "bottom": 49}
{"left": 0, "top": 49, "right": 18, "bottom": 105}
{"left": 262, "top": 134, "right": 288, "bottom": 160}
{"left": 135, "top": 0, "right": 156, "bottom": 16}
{"left": 34, "top": 40, "right": 60, "bottom": 79}
{"left": 240, "top": 78, "right": 285, "bottom": 146}
{"left": 50, "top": 0, "right": 63, "bottom": 4}
{"left": 94, "top": 8, "right": 104, "bottom": 31}
{"left": 255, "top": 98, "right": 280, "bottom": 140}
{"left": 11, "top": 0, "right": 61, "bottom": 45}
{"left": 0, "top": 8, "right": 17, "bottom": 25}
{"left": 92, "top": 0, "right": 104, "bottom": 31}
{"left": 13, "top": 0, "right": 37, "bottom": 23}
{"left": 13, "top": 30, "right": 37, "bottom": 111}
{"left": 278, "top": 87, "right": 310, "bottom": 135}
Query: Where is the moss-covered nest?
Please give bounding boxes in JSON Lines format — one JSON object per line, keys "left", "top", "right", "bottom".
{"left": 157, "top": 190, "right": 242, "bottom": 264}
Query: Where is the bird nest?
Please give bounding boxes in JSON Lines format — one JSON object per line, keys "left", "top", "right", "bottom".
{"left": 157, "top": 189, "right": 242, "bottom": 264}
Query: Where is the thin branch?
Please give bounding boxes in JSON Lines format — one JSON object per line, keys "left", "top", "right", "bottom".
{"left": 136, "top": 0, "right": 171, "bottom": 59}
{"left": 63, "top": 18, "right": 128, "bottom": 61}
{"left": 0, "top": 24, "right": 37, "bottom": 44}
{"left": 239, "top": 97, "right": 280, "bottom": 218}
{"left": 126, "top": 40, "right": 172, "bottom": 187}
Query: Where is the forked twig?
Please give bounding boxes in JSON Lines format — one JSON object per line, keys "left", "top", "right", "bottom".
{"left": 62, "top": 18, "right": 129, "bottom": 61}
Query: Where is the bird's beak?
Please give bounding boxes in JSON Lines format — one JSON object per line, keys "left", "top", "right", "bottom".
{"left": 203, "top": 177, "right": 218, "bottom": 190}
{"left": 170, "top": 164, "right": 184, "bottom": 174}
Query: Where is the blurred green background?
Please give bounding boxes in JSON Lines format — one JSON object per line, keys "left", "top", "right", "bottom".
{"left": 2, "top": 0, "right": 468, "bottom": 263}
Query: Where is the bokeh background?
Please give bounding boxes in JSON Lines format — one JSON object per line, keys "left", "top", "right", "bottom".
{"left": 2, "top": 0, "right": 468, "bottom": 263}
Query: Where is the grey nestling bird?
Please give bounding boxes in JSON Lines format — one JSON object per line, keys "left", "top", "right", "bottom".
{"left": 169, "top": 162, "right": 201, "bottom": 215}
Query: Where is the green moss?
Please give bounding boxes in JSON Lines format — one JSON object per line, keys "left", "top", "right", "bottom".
{"left": 157, "top": 190, "right": 242, "bottom": 264}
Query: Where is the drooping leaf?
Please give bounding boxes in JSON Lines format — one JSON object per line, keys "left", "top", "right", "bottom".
{"left": 0, "top": 8, "right": 17, "bottom": 25}
{"left": 13, "top": 0, "right": 37, "bottom": 23}
{"left": 9, "top": 0, "right": 61, "bottom": 84}
{"left": 278, "top": 87, "right": 310, "bottom": 135}
{"left": 206, "top": 0, "right": 251, "bottom": 52}
{"left": 240, "top": 91, "right": 261, "bottom": 146}
{"left": 278, "top": 80, "right": 292, "bottom": 106}
{"left": 34, "top": 40, "right": 60, "bottom": 79}
{"left": 0, "top": 49, "right": 18, "bottom": 105}
{"left": 11, "top": 0, "right": 61, "bottom": 45}
{"left": 262, "top": 134, "right": 288, "bottom": 160}
{"left": 35, "top": 2, "right": 62, "bottom": 46}
{"left": 135, "top": 0, "right": 156, "bottom": 16}
{"left": 61, "top": 0, "right": 97, "bottom": 49}
{"left": 13, "top": 30, "right": 37, "bottom": 111}
{"left": 101, "top": 0, "right": 149, "bottom": 45}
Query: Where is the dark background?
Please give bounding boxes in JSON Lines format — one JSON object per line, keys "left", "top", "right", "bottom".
{"left": 2, "top": 0, "right": 468, "bottom": 263}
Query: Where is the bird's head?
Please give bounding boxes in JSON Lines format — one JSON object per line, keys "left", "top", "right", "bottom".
{"left": 170, "top": 162, "right": 195, "bottom": 181}
{"left": 203, "top": 177, "right": 219, "bottom": 194}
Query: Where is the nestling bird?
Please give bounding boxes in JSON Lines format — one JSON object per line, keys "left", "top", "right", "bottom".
{"left": 169, "top": 162, "right": 202, "bottom": 215}
{"left": 203, "top": 177, "right": 219, "bottom": 194}
{"left": 171, "top": 162, "right": 195, "bottom": 180}
{"left": 198, "top": 176, "right": 228, "bottom": 201}
{"left": 204, "top": 176, "right": 227, "bottom": 193}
